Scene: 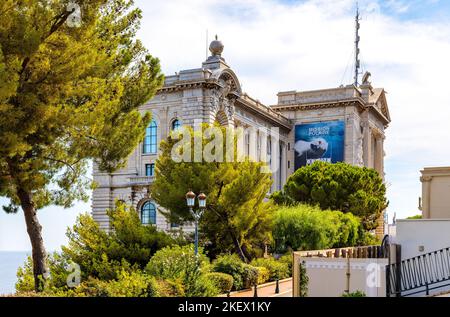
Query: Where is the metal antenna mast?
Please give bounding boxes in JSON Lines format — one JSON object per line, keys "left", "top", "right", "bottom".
{"left": 354, "top": 2, "right": 361, "bottom": 86}
{"left": 206, "top": 29, "right": 209, "bottom": 59}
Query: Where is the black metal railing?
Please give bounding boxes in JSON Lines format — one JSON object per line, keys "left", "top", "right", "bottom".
{"left": 386, "top": 247, "right": 450, "bottom": 297}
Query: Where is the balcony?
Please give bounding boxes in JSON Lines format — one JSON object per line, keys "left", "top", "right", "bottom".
{"left": 129, "top": 176, "right": 154, "bottom": 186}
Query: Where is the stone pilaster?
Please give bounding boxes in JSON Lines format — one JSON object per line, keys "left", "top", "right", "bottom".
{"left": 420, "top": 176, "right": 433, "bottom": 219}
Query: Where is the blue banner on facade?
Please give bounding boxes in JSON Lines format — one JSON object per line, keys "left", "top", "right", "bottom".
{"left": 294, "top": 120, "right": 345, "bottom": 170}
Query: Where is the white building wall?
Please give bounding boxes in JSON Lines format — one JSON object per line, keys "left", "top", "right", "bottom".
{"left": 392, "top": 219, "right": 450, "bottom": 260}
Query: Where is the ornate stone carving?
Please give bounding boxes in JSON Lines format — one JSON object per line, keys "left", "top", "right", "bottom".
{"left": 420, "top": 176, "right": 433, "bottom": 182}
{"left": 210, "top": 77, "right": 238, "bottom": 125}
{"left": 356, "top": 135, "right": 364, "bottom": 166}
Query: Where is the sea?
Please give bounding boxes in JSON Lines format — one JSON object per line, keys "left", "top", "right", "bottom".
{"left": 0, "top": 251, "right": 30, "bottom": 295}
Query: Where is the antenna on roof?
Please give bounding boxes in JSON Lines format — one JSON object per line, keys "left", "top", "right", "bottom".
{"left": 354, "top": 1, "right": 361, "bottom": 86}
{"left": 206, "top": 29, "right": 209, "bottom": 59}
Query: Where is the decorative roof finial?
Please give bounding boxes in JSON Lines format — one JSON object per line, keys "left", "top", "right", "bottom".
{"left": 209, "top": 35, "right": 224, "bottom": 57}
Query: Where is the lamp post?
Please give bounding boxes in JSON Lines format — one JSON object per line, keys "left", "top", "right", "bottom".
{"left": 186, "top": 191, "right": 206, "bottom": 256}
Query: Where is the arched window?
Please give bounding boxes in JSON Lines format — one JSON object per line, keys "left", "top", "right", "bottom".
{"left": 141, "top": 201, "right": 156, "bottom": 225}
{"left": 143, "top": 120, "right": 157, "bottom": 154}
{"left": 171, "top": 119, "right": 181, "bottom": 131}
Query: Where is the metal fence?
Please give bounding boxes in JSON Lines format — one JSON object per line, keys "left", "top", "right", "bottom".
{"left": 386, "top": 247, "right": 450, "bottom": 297}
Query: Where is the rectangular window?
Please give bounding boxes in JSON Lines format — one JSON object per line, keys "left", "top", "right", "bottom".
{"left": 143, "top": 121, "right": 157, "bottom": 154}
{"left": 145, "top": 163, "right": 155, "bottom": 176}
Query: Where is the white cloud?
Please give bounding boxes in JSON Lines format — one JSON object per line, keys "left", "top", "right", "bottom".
{"left": 136, "top": 0, "right": 450, "bottom": 221}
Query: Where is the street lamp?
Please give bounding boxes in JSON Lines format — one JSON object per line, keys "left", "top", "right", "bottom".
{"left": 186, "top": 191, "right": 207, "bottom": 256}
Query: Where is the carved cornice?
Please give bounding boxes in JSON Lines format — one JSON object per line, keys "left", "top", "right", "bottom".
{"left": 271, "top": 98, "right": 366, "bottom": 112}
{"left": 237, "top": 97, "right": 291, "bottom": 131}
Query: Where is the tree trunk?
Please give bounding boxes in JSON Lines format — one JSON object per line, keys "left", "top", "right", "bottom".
{"left": 16, "top": 187, "right": 48, "bottom": 292}
{"left": 231, "top": 233, "right": 248, "bottom": 263}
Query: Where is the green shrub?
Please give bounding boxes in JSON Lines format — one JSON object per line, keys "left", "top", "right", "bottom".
{"left": 63, "top": 203, "right": 180, "bottom": 280}
{"left": 154, "top": 278, "right": 185, "bottom": 297}
{"left": 242, "top": 265, "right": 259, "bottom": 289}
{"left": 204, "top": 272, "right": 234, "bottom": 294}
{"left": 255, "top": 267, "right": 270, "bottom": 285}
{"left": 145, "top": 244, "right": 218, "bottom": 297}
{"left": 299, "top": 264, "right": 309, "bottom": 297}
{"left": 358, "top": 230, "right": 381, "bottom": 246}
{"left": 50, "top": 270, "right": 158, "bottom": 297}
{"left": 16, "top": 252, "right": 76, "bottom": 293}
{"left": 73, "top": 277, "right": 110, "bottom": 297}
{"left": 212, "top": 254, "right": 265, "bottom": 290}
{"left": 101, "top": 270, "right": 158, "bottom": 297}
{"left": 272, "top": 204, "right": 363, "bottom": 252}
{"left": 271, "top": 161, "right": 388, "bottom": 230}
{"left": 212, "top": 254, "right": 247, "bottom": 290}
{"left": 342, "top": 290, "right": 366, "bottom": 297}
{"left": 195, "top": 275, "right": 221, "bottom": 297}
{"left": 251, "top": 258, "right": 290, "bottom": 281}
{"left": 15, "top": 257, "right": 35, "bottom": 293}
{"left": 278, "top": 253, "right": 293, "bottom": 277}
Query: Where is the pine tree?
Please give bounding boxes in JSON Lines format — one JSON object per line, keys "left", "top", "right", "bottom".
{"left": 151, "top": 125, "right": 274, "bottom": 262}
{"left": 271, "top": 161, "right": 388, "bottom": 230}
{"left": 0, "top": 0, "right": 163, "bottom": 291}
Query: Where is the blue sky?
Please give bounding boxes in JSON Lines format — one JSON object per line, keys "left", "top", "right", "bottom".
{"left": 2, "top": 0, "right": 450, "bottom": 251}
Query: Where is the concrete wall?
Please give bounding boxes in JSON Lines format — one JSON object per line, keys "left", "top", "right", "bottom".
{"left": 392, "top": 219, "right": 450, "bottom": 260}
{"left": 293, "top": 256, "right": 387, "bottom": 297}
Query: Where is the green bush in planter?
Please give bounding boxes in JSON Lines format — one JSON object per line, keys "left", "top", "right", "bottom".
{"left": 204, "top": 272, "right": 234, "bottom": 294}
{"left": 212, "top": 254, "right": 246, "bottom": 290}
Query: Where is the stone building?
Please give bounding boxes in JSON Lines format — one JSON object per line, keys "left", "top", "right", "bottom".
{"left": 420, "top": 167, "right": 450, "bottom": 219}
{"left": 92, "top": 38, "right": 391, "bottom": 236}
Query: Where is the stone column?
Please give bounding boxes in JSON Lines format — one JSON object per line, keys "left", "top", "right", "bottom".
{"left": 377, "top": 136, "right": 385, "bottom": 179}
{"left": 374, "top": 136, "right": 383, "bottom": 175}
{"left": 420, "top": 176, "right": 433, "bottom": 219}
{"left": 362, "top": 123, "right": 372, "bottom": 168}
{"left": 280, "top": 141, "right": 286, "bottom": 190}
{"left": 270, "top": 134, "right": 278, "bottom": 193}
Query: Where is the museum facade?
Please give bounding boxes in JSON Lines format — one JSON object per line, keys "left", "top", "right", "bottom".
{"left": 92, "top": 38, "right": 391, "bottom": 236}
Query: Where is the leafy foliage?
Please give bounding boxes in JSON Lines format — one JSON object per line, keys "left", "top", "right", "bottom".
{"left": 151, "top": 124, "right": 274, "bottom": 262}
{"left": 78, "top": 270, "right": 159, "bottom": 297}
{"left": 254, "top": 266, "right": 270, "bottom": 285}
{"left": 272, "top": 162, "right": 388, "bottom": 230}
{"left": 406, "top": 214, "right": 422, "bottom": 220}
{"left": 278, "top": 253, "right": 293, "bottom": 276}
{"left": 145, "top": 244, "right": 219, "bottom": 297}
{"left": 342, "top": 290, "right": 366, "bottom": 297}
{"left": 203, "top": 272, "right": 234, "bottom": 294}
{"left": 16, "top": 252, "right": 74, "bottom": 293}
{"left": 62, "top": 203, "right": 179, "bottom": 281}
{"left": 250, "top": 257, "right": 290, "bottom": 281}
{"left": 272, "top": 205, "right": 363, "bottom": 253}
{"left": 299, "top": 263, "right": 309, "bottom": 297}
{"left": 212, "top": 254, "right": 268, "bottom": 290}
